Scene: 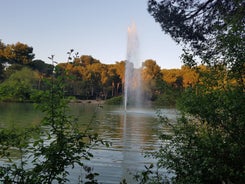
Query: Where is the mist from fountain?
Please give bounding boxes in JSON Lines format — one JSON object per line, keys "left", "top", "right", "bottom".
{"left": 124, "top": 22, "right": 142, "bottom": 111}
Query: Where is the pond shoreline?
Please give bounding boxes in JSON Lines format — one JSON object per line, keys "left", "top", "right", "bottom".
{"left": 69, "top": 99, "right": 105, "bottom": 104}
{"left": 0, "top": 99, "right": 105, "bottom": 104}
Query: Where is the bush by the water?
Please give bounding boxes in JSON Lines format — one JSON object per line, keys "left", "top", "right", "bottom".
{"left": 105, "top": 96, "right": 123, "bottom": 105}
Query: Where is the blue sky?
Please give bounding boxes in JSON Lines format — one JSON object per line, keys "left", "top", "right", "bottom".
{"left": 1, "top": 0, "right": 183, "bottom": 69}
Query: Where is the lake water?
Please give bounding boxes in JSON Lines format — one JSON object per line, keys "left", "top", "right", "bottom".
{"left": 0, "top": 103, "right": 178, "bottom": 183}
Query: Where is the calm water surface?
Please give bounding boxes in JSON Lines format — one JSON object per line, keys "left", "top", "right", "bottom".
{"left": 0, "top": 103, "right": 178, "bottom": 183}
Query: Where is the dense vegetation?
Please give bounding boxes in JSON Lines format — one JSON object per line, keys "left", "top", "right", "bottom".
{"left": 140, "top": 0, "right": 245, "bottom": 183}
{"left": 0, "top": 40, "right": 205, "bottom": 106}
{"left": 0, "top": 0, "right": 244, "bottom": 183}
{"left": 0, "top": 57, "right": 111, "bottom": 183}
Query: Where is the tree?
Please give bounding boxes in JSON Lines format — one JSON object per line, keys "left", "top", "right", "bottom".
{"left": 0, "top": 41, "right": 35, "bottom": 81}
{"left": 83, "top": 62, "right": 102, "bottom": 99}
{"left": 148, "top": 0, "right": 245, "bottom": 85}
{"left": 114, "top": 61, "right": 125, "bottom": 95}
{"left": 80, "top": 55, "right": 100, "bottom": 66}
{"left": 146, "top": 0, "right": 245, "bottom": 183}
{"left": 0, "top": 40, "right": 8, "bottom": 64}
{"left": 0, "top": 68, "right": 106, "bottom": 183}
{"left": 142, "top": 59, "right": 162, "bottom": 100}
{"left": 0, "top": 64, "right": 4, "bottom": 82}
{"left": 0, "top": 42, "right": 35, "bottom": 65}
{"left": 0, "top": 41, "right": 6, "bottom": 81}
{"left": 161, "top": 69, "right": 182, "bottom": 88}
{"left": 107, "top": 64, "right": 122, "bottom": 97}
{"left": 0, "top": 67, "right": 39, "bottom": 102}
{"left": 29, "top": 59, "right": 54, "bottom": 77}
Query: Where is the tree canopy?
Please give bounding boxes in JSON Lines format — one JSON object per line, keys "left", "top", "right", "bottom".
{"left": 147, "top": 0, "right": 245, "bottom": 183}
{"left": 0, "top": 41, "right": 35, "bottom": 65}
{"left": 148, "top": 0, "right": 245, "bottom": 49}
{"left": 148, "top": 0, "right": 244, "bottom": 86}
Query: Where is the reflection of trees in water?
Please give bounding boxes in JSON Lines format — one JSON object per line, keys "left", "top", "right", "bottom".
{"left": 0, "top": 103, "right": 42, "bottom": 129}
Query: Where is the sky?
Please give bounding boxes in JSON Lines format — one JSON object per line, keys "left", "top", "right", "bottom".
{"left": 0, "top": 0, "right": 184, "bottom": 69}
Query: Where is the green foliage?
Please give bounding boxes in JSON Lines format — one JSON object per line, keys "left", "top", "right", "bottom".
{"left": 0, "top": 62, "right": 108, "bottom": 183}
{"left": 28, "top": 59, "right": 54, "bottom": 77}
{"left": 148, "top": 0, "right": 245, "bottom": 55}
{"left": 133, "top": 163, "right": 170, "bottom": 184}
{"left": 0, "top": 67, "right": 39, "bottom": 102}
{"left": 105, "top": 95, "right": 123, "bottom": 105}
{"left": 137, "top": 86, "right": 245, "bottom": 183}
{"left": 155, "top": 87, "right": 245, "bottom": 183}
{"left": 146, "top": 1, "right": 245, "bottom": 183}
{"left": 148, "top": 0, "right": 245, "bottom": 84}
{"left": 145, "top": 85, "right": 245, "bottom": 184}
{"left": 153, "top": 82, "right": 181, "bottom": 107}
{"left": 154, "top": 93, "right": 177, "bottom": 107}
{"left": 0, "top": 40, "right": 195, "bottom": 104}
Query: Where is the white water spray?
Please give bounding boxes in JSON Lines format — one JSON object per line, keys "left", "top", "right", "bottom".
{"left": 124, "top": 22, "right": 142, "bottom": 111}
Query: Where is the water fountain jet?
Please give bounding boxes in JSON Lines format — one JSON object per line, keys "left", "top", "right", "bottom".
{"left": 124, "top": 22, "right": 142, "bottom": 111}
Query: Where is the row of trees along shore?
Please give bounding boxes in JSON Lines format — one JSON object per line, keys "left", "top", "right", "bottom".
{"left": 0, "top": 0, "right": 244, "bottom": 183}
{"left": 1, "top": 40, "right": 208, "bottom": 105}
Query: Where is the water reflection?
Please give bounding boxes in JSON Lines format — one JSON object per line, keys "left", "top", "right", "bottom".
{"left": 0, "top": 103, "right": 42, "bottom": 128}
{"left": 0, "top": 103, "right": 178, "bottom": 183}
{"left": 84, "top": 106, "right": 171, "bottom": 183}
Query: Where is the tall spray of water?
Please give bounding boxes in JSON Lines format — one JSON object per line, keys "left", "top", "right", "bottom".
{"left": 124, "top": 22, "right": 142, "bottom": 111}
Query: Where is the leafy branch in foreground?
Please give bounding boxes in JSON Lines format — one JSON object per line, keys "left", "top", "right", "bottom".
{"left": 146, "top": 1, "right": 245, "bottom": 183}
{"left": 137, "top": 86, "right": 245, "bottom": 184}
{"left": 0, "top": 53, "right": 109, "bottom": 183}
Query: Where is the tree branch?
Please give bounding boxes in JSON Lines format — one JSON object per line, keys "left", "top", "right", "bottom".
{"left": 185, "top": 0, "right": 216, "bottom": 20}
